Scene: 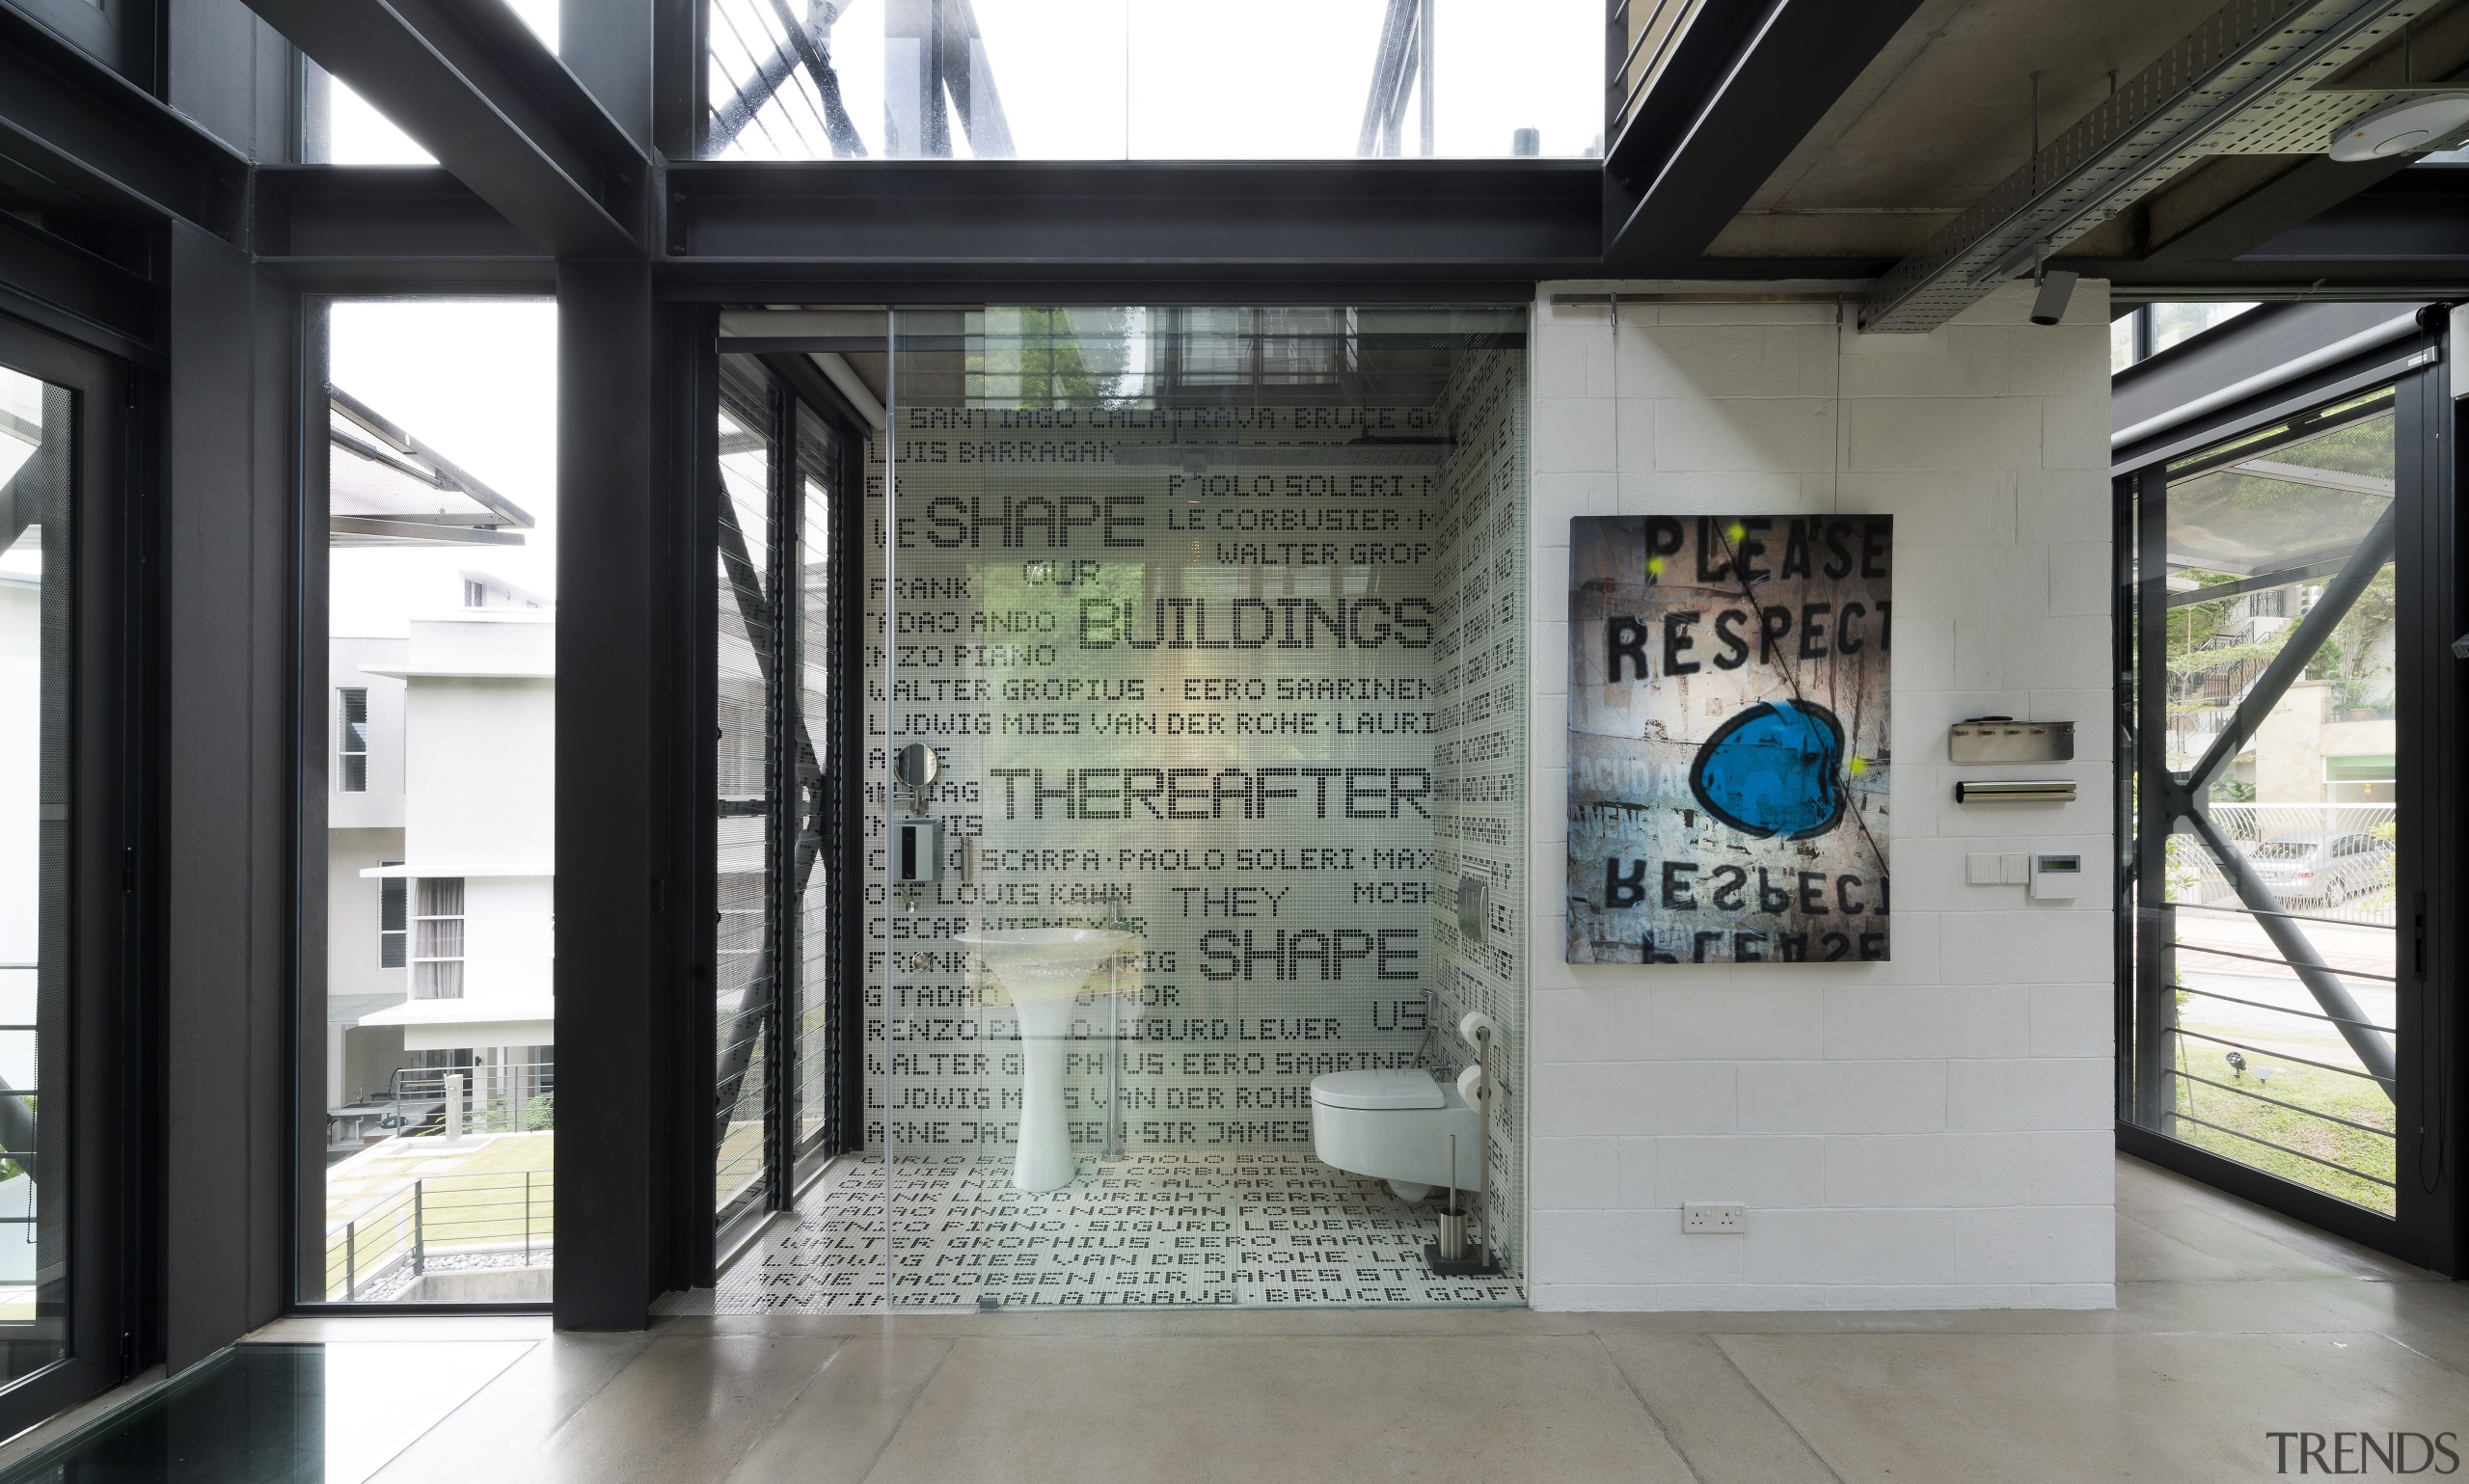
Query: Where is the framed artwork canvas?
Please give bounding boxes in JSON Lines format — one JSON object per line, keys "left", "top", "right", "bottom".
{"left": 1566, "top": 515, "right": 1892, "bottom": 964}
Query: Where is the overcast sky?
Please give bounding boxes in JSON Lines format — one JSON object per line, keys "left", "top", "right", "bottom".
{"left": 327, "top": 299, "right": 558, "bottom": 637}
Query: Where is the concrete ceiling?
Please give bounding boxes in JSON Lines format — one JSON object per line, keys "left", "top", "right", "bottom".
{"left": 1703, "top": 0, "right": 2464, "bottom": 262}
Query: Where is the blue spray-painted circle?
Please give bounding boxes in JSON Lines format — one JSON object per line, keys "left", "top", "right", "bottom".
{"left": 1686, "top": 698, "right": 1848, "bottom": 841}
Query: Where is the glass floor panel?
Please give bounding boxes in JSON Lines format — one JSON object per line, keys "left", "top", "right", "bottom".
{"left": 0, "top": 1341, "right": 532, "bottom": 1484}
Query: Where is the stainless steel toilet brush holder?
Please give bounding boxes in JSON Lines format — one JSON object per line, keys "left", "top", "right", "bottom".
{"left": 1424, "top": 1134, "right": 1501, "bottom": 1277}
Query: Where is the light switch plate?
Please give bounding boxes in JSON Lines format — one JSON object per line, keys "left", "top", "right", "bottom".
{"left": 1683, "top": 1202, "right": 1748, "bottom": 1233}
{"left": 2001, "top": 853, "right": 2030, "bottom": 885}
{"left": 1966, "top": 852, "right": 1999, "bottom": 885}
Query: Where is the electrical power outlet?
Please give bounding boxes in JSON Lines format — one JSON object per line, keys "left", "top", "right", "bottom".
{"left": 1682, "top": 1202, "right": 1748, "bottom": 1233}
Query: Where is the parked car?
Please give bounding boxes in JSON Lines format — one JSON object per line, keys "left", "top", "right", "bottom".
{"left": 2242, "top": 830, "right": 2391, "bottom": 906}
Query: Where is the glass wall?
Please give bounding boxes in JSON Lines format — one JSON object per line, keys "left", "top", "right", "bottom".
{"left": 307, "top": 300, "right": 558, "bottom": 1301}
{"left": 680, "top": 306, "right": 1528, "bottom": 1313}
{"left": 704, "top": 0, "right": 1602, "bottom": 160}
{"left": 0, "top": 364, "right": 69, "bottom": 1370}
{"left": 2124, "top": 389, "right": 2401, "bottom": 1214}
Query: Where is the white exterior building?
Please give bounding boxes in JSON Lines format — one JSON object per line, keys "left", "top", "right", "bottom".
{"left": 328, "top": 576, "right": 555, "bottom": 1134}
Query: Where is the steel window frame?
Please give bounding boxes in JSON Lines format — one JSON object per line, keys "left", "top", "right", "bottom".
{"left": 285, "top": 285, "right": 560, "bottom": 1318}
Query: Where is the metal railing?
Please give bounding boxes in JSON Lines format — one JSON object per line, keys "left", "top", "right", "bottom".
{"left": 2164, "top": 1000, "right": 2399, "bottom": 1204}
{"left": 1606, "top": 0, "right": 1706, "bottom": 142}
{"left": 389, "top": 1062, "right": 555, "bottom": 1139}
{"left": 323, "top": 1168, "right": 554, "bottom": 1301}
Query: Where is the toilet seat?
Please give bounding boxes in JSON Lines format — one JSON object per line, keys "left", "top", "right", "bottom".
{"left": 1311, "top": 1067, "right": 1445, "bottom": 1110}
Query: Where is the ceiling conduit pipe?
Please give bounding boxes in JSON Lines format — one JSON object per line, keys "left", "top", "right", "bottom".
{"left": 1861, "top": 0, "right": 2451, "bottom": 334}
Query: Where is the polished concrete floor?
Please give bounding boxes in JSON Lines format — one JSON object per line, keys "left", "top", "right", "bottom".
{"left": 18, "top": 1152, "right": 2469, "bottom": 1483}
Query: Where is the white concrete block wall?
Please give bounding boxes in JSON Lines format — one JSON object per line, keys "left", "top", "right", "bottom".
{"left": 1524, "top": 280, "right": 2116, "bottom": 1310}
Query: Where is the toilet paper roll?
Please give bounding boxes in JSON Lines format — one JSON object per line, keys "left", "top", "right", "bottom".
{"left": 1457, "top": 1065, "right": 1485, "bottom": 1108}
{"left": 1458, "top": 1011, "right": 1502, "bottom": 1047}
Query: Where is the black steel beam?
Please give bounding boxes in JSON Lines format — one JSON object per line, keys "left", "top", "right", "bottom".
{"left": 2060, "top": 258, "right": 2469, "bottom": 294}
{"left": 254, "top": 166, "right": 536, "bottom": 258}
{"left": 662, "top": 159, "right": 1602, "bottom": 275}
{"left": 237, "top": 0, "right": 649, "bottom": 256}
{"left": 1601, "top": 0, "right": 1925, "bottom": 268}
{"left": 2063, "top": 165, "right": 2469, "bottom": 290}
{"left": 0, "top": 5, "right": 249, "bottom": 240}
{"left": 2148, "top": 156, "right": 2422, "bottom": 264}
{"left": 2233, "top": 165, "right": 2469, "bottom": 261}
{"left": 0, "top": 209, "right": 162, "bottom": 355}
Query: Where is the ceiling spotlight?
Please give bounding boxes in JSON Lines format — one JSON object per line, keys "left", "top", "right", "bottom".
{"left": 2329, "top": 94, "right": 2469, "bottom": 161}
{"left": 2030, "top": 270, "right": 2078, "bottom": 327}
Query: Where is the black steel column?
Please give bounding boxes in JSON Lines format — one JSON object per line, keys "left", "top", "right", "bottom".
{"left": 764, "top": 379, "right": 795, "bottom": 1211}
{"left": 674, "top": 308, "right": 720, "bottom": 1287}
{"left": 554, "top": 258, "right": 670, "bottom": 1329}
{"left": 162, "top": 225, "right": 290, "bottom": 1367}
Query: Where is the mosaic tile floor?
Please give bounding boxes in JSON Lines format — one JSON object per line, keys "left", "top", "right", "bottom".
{"left": 686, "top": 1150, "right": 1526, "bottom": 1310}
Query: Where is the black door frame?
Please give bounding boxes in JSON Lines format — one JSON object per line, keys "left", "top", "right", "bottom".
{"left": 0, "top": 311, "right": 151, "bottom": 1436}
{"left": 2115, "top": 350, "right": 2468, "bottom": 1276}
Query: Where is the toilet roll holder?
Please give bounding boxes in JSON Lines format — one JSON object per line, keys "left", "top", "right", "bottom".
{"left": 1426, "top": 1011, "right": 1505, "bottom": 1278}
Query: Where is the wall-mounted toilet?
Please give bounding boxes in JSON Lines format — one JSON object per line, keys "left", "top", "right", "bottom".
{"left": 1310, "top": 1068, "right": 1483, "bottom": 1202}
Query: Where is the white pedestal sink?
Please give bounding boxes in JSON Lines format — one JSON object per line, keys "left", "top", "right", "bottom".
{"left": 953, "top": 929, "right": 1139, "bottom": 1192}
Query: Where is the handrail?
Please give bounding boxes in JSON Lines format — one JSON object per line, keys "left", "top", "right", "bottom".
{"left": 2174, "top": 941, "right": 2395, "bottom": 984}
{"left": 2173, "top": 984, "right": 2396, "bottom": 1036}
{"left": 2162, "top": 899, "right": 2397, "bottom": 931}
{"left": 2172, "top": 1067, "right": 2397, "bottom": 1140}
{"left": 324, "top": 1168, "right": 554, "bottom": 1300}
{"left": 2173, "top": 1027, "right": 2384, "bottom": 1083}
{"left": 2169, "top": 1110, "right": 2396, "bottom": 1189}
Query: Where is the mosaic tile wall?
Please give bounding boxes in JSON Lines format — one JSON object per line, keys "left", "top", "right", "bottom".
{"left": 1421, "top": 350, "right": 1529, "bottom": 1270}
{"left": 860, "top": 331, "right": 1529, "bottom": 1289}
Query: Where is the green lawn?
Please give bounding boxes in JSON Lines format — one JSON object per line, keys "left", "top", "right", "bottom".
{"left": 2171, "top": 1046, "right": 2396, "bottom": 1214}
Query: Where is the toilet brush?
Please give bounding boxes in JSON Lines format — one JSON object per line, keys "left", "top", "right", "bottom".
{"left": 1436, "top": 1138, "right": 1468, "bottom": 1260}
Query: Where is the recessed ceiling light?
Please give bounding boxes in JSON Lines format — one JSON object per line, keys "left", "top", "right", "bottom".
{"left": 2329, "top": 94, "right": 2469, "bottom": 161}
